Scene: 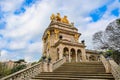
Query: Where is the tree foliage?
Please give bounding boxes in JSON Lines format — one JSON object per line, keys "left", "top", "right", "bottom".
{"left": 112, "top": 50, "right": 120, "bottom": 64}
{"left": 93, "top": 19, "right": 120, "bottom": 50}
{"left": 15, "top": 59, "right": 26, "bottom": 64}
{"left": 0, "top": 63, "right": 11, "bottom": 78}
{"left": 93, "top": 31, "right": 108, "bottom": 49}
{"left": 11, "top": 64, "right": 26, "bottom": 73}
{"left": 92, "top": 18, "right": 120, "bottom": 64}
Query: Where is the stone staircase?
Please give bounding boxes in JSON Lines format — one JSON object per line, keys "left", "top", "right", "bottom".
{"left": 31, "top": 61, "right": 114, "bottom": 80}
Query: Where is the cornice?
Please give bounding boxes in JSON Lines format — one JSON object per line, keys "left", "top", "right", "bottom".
{"left": 52, "top": 39, "right": 86, "bottom": 48}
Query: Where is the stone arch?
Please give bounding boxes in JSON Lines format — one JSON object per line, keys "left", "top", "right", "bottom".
{"left": 63, "top": 47, "right": 69, "bottom": 56}
{"left": 63, "top": 47, "right": 69, "bottom": 62}
{"left": 70, "top": 48, "right": 76, "bottom": 62}
{"left": 89, "top": 55, "right": 96, "bottom": 61}
{"left": 77, "top": 49, "right": 82, "bottom": 62}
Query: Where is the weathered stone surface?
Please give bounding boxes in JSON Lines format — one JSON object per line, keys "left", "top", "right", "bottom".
{"left": 42, "top": 21, "right": 100, "bottom": 62}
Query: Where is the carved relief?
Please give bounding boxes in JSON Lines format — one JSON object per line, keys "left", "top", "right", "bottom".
{"left": 54, "top": 29, "right": 59, "bottom": 39}
{"left": 74, "top": 34, "right": 79, "bottom": 41}
{"left": 47, "top": 31, "right": 50, "bottom": 40}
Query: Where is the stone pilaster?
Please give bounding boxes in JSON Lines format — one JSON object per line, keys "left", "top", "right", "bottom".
{"left": 81, "top": 49, "right": 87, "bottom": 61}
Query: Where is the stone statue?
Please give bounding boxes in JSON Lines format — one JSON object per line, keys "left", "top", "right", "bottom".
{"left": 74, "top": 34, "right": 79, "bottom": 40}
{"left": 50, "top": 13, "right": 70, "bottom": 24}
{"left": 62, "top": 16, "right": 69, "bottom": 24}
{"left": 47, "top": 31, "right": 50, "bottom": 40}
{"left": 54, "top": 29, "right": 59, "bottom": 39}
{"left": 56, "top": 13, "right": 61, "bottom": 21}
{"left": 50, "top": 13, "right": 56, "bottom": 21}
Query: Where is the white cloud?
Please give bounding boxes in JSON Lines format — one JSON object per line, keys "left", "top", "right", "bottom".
{"left": 0, "top": 0, "right": 24, "bottom": 12}
{"left": 0, "top": 50, "right": 9, "bottom": 61}
{"left": 0, "top": 0, "right": 120, "bottom": 62}
{"left": 80, "top": 0, "right": 120, "bottom": 49}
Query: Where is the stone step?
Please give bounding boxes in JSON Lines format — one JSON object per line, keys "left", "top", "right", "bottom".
{"left": 55, "top": 69, "right": 105, "bottom": 72}
{"left": 32, "top": 76, "right": 114, "bottom": 80}
{"left": 32, "top": 77, "right": 114, "bottom": 80}
{"left": 40, "top": 72, "right": 112, "bottom": 75}
{"left": 39, "top": 72, "right": 112, "bottom": 76}
{"left": 62, "top": 65, "right": 104, "bottom": 67}
{"left": 54, "top": 71, "right": 106, "bottom": 73}
{"left": 43, "top": 71, "right": 107, "bottom": 74}
{"left": 61, "top": 65, "right": 104, "bottom": 67}
{"left": 65, "top": 62, "right": 103, "bottom": 64}
{"left": 63, "top": 64, "right": 103, "bottom": 66}
{"left": 56, "top": 67, "right": 105, "bottom": 69}
{"left": 35, "top": 75, "right": 114, "bottom": 78}
{"left": 31, "top": 62, "right": 114, "bottom": 80}
{"left": 36, "top": 74, "right": 113, "bottom": 78}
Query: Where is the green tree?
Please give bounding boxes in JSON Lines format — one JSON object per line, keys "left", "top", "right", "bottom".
{"left": 92, "top": 18, "right": 120, "bottom": 64}
{"left": 112, "top": 50, "right": 120, "bottom": 64}
{"left": 0, "top": 63, "right": 11, "bottom": 78}
{"left": 31, "top": 62, "right": 37, "bottom": 65}
{"left": 15, "top": 59, "right": 26, "bottom": 64}
{"left": 11, "top": 64, "right": 26, "bottom": 73}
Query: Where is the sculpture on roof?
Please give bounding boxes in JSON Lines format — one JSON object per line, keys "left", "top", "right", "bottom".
{"left": 56, "top": 13, "right": 61, "bottom": 21}
{"left": 50, "top": 13, "right": 70, "bottom": 24}
{"left": 61, "top": 16, "right": 69, "bottom": 24}
{"left": 50, "top": 13, "right": 56, "bottom": 21}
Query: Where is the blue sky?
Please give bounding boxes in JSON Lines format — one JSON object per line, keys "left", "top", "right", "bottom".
{"left": 0, "top": 0, "right": 120, "bottom": 62}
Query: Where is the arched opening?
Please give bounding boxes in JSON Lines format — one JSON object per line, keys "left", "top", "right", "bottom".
{"left": 63, "top": 47, "right": 69, "bottom": 62}
{"left": 77, "top": 49, "right": 82, "bottom": 62}
{"left": 70, "top": 48, "right": 76, "bottom": 62}
{"left": 63, "top": 47, "right": 69, "bottom": 56}
{"left": 89, "top": 55, "right": 96, "bottom": 61}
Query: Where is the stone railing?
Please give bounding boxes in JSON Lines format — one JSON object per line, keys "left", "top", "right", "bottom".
{"left": 109, "top": 60, "right": 120, "bottom": 80}
{"left": 100, "top": 55, "right": 111, "bottom": 73}
{"left": 41, "top": 58, "right": 66, "bottom": 72}
{"left": 0, "top": 58, "right": 66, "bottom": 80}
{"left": 1, "top": 62, "right": 42, "bottom": 80}
{"left": 52, "top": 58, "right": 66, "bottom": 71}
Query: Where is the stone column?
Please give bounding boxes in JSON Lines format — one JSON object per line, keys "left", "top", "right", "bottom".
{"left": 59, "top": 47, "right": 63, "bottom": 59}
{"left": 66, "top": 51, "right": 69, "bottom": 62}
{"left": 69, "top": 50, "right": 71, "bottom": 62}
{"left": 81, "top": 49, "right": 87, "bottom": 61}
{"left": 76, "top": 53, "right": 78, "bottom": 62}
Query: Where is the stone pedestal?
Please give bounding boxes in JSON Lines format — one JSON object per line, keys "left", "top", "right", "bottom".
{"left": 48, "top": 63, "right": 53, "bottom": 72}
{"left": 43, "top": 62, "right": 48, "bottom": 72}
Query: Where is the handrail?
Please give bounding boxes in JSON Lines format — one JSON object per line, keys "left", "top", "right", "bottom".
{"left": 109, "top": 60, "right": 120, "bottom": 80}
{"left": 100, "top": 55, "right": 111, "bottom": 73}
{"left": 52, "top": 58, "right": 66, "bottom": 70}
{"left": 1, "top": 62, "right": 42, "bottom": 80}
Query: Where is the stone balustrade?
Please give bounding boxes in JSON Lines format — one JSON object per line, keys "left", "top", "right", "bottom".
{"left": 52, "top": 57, "right": 66, "bottom": 71}
{"left": 100, "top": 55, "right": 111, "bottom": 73}
{"left": 100, "top": 54, "right": 120, "bottom": 80}
{"left": 0, "top": 58, "right": 66, "bottom": 80}
{"left": 1, "top": 62, "right": 42, "bottom": 80}
{"left": 109, "top": 60, "right": 120, "bottom": 80}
